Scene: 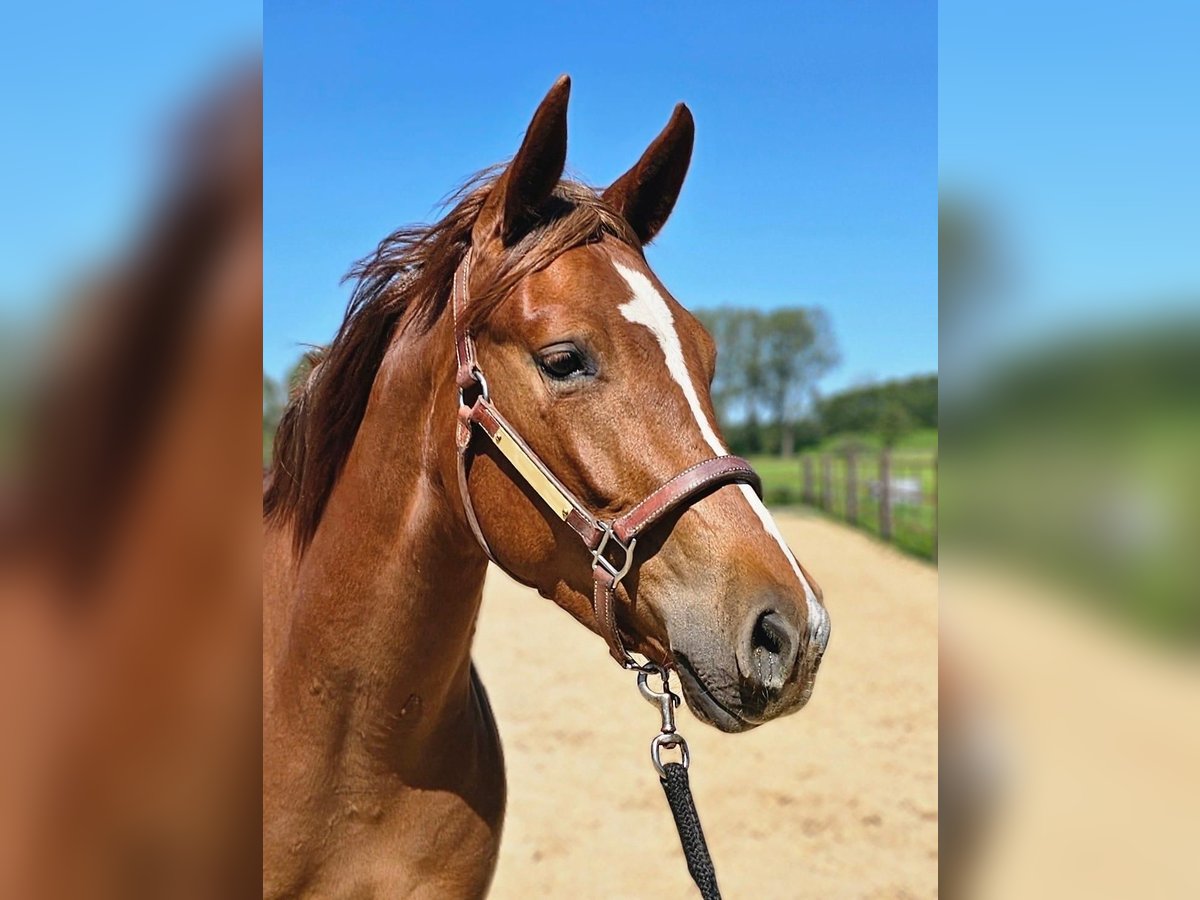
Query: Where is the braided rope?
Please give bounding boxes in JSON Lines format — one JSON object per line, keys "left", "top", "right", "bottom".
{"left": 660, "top": 762, "right": 722, "bottom": 899}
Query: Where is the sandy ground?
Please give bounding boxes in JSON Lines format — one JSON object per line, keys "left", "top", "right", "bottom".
{"left": 473, "top": 509, "right": 939, "bottom": 899}
{"left": 943, "top": 560, "right": 1200, "bottom": 900}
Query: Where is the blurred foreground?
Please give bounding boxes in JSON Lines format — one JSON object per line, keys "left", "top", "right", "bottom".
{"left": 0, "top": 64, "right": 262, "bottom": 896}
{"left": 940, "top": 3, "right": 1200, "bottom": 894}
{"left": 940, "top": 274, "right": 1200, "bottom": 900}
{"left": 945, "top": 556, "right": 1199, "bottom": 899}
{"left": 941, "top": 232, "right": 1200, "bottom": 900}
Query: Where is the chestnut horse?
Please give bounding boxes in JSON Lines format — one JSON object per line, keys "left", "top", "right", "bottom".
{"left": 263, "top": 76, "right": 830, "bottom": 898}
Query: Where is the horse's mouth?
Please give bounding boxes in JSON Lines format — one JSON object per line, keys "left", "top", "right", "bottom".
{"left": 673, "top": 654, "right": 759, "bottom": 734}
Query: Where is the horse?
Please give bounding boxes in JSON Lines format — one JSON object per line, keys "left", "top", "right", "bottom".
{"left": 263, "top": 75, "right": 831, "bottom": 898}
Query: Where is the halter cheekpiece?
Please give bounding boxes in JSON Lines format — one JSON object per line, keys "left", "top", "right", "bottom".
{"left": 451, "top": 249, "right": 762, "bottom": 668}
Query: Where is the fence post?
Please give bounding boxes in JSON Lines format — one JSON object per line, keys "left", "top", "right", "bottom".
{"left": 801, "top": 456, "right": 814, "bottom": 505}
{"left": 820, "top": 455, "right": 832, "bottom": 513}
{"left": 879, "top": 448, "right": 893, "bottom": 541}
{"left": 845, "top": 451, "right": 858, "bottom": 525}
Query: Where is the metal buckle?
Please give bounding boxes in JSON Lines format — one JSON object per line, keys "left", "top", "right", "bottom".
{"left": 458, "top": 364, "right": 490, "bottom": 408}
{"left": 591, "top": 523, "right": 637, "bottom": 587}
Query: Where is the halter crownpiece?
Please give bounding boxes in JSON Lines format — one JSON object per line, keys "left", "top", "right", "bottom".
{"left": 451, "top": 249, "right": 762, "bottom": 667}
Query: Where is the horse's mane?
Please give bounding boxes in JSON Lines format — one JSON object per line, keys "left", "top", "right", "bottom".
{"left": 265, "top": 171, "right": 638, "bottom": 552}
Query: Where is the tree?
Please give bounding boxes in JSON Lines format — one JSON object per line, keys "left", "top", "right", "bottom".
{"left": 817, "top": 375, "right": 937, "bottom": 437}
{"left": 940, "top": 194, "right": 1001, "bottom": 329}
{"left": 696, "top": 306, "right": 839, "bottom": 455}
{"left": 263, "top": 373, "right": 284, "bottom": 431}
{"left": 759, "top": 308, "right": 838, "bottom": 456}
{"left": 696, "top": 307, "right": 768, "bottom": 446}
{"left": 878, "top": 400, "right": 915, "bottom": 448}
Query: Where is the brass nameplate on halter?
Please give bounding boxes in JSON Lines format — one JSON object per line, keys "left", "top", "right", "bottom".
{"left": 486, "top": 422, "right": 574, "bottom": 522}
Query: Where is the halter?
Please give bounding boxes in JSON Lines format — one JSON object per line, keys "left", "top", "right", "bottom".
{"left": 451, "top": 249, "right": 762, "bottom": 668}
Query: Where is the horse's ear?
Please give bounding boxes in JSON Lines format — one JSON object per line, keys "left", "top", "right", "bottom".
{"left": 473, "top": 75, "right": 570, "bottom": 248}
{"left": 603, "top": 103, "right": 694, "bottom": 244}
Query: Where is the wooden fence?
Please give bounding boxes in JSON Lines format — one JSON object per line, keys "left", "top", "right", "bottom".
{"left": 797, "top": 449, "right": 938, "bottom": 560}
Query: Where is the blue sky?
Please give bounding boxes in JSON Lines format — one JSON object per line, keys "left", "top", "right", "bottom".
{"left": 940, "top": 1, "right": 1200, "bottom": 364}
{"left": 0, "top": 2, "right": 260, "bottom": 317}
{"left": 264, "top": 1, "right": 937, "bottom": 392}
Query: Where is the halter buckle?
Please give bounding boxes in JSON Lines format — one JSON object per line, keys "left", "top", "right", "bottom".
{"left": 457, "top": 364, "right": 490, "bottom": 408}
{"left": 592, "top": 523, "right": 637, "bottom": 587}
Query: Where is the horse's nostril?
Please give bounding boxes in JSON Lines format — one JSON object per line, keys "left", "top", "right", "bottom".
{"left": 752, "top": 611, "right": 786, "bottom": 656}
{"left": 746, "top": 609, "right": 800, "bottom": 693}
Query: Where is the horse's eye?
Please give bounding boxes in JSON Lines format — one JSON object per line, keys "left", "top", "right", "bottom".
{"left": 537, "top": 343, "right": 589, "bottom": 380}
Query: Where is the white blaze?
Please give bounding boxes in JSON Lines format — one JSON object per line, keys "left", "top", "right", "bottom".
{"left": 614, "top": 261, "right": 821, "bottom": 615}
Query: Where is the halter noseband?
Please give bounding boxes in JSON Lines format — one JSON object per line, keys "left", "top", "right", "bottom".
{"left": 452, "top": 249, "right": 762, "bottom": 667}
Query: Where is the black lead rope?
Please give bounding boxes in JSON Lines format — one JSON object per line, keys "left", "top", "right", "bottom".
{"left": 660, "top": 762, "right": 722, "bottom": 900}
{"left": 635, "top": 665, "right": 723, "bottom": 899}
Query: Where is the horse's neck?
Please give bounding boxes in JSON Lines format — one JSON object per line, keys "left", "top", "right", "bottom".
{"left": 266, "top": 321, "right": 489, "bottom": 774}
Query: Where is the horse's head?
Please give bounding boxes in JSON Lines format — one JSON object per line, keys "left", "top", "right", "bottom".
{"left": 451, "top": 77, "right": 829, "bottom": 732}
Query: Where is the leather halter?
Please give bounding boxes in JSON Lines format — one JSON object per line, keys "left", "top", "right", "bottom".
{"left": 452, "top": 249, "right": 762, "bottom": 667}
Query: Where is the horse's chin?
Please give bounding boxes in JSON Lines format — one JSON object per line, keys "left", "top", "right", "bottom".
{"left": 673, "top": 655, "right": 759, "bottom": 734}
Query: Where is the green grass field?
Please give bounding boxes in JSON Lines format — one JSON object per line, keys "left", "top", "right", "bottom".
{"left": 751, "top": 428, "right": 938, "bottom": 560}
